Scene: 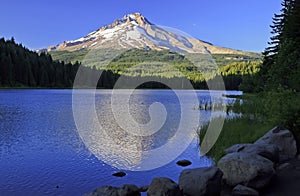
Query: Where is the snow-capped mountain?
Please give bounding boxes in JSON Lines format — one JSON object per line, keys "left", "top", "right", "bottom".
{"left": 43, "top": 13, "right": 245, "bottom": 54}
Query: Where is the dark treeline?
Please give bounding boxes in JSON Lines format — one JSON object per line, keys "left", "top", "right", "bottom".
{"left": 1, "top": 37, "right": 248, "bottom": 89}
{"left": 0, "top": 38, "right": 134, "bottom": 89}
{"left": 0, "top": 37, "right": 79, "bottom": 87}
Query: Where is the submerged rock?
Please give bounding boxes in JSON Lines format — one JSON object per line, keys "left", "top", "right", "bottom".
{"left": 147, "top": 177, "right": 182, "bottom": 196}
{"left": 112, "top": 171, "right": 126, "bottom": 177}
{"left": 218, "top": 152, "right": 275, "bottom": 189}
{"left": 176, "top": 159, "right": 192, "bottom": 167}
{"left": 179, "top": 167, "right": 223, "bottom": 196}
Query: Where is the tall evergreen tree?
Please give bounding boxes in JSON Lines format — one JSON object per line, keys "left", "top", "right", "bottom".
{"left": 258, "top": 0, "right": 300, "bottom": 91}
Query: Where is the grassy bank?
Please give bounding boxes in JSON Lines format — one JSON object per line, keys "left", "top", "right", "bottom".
{"left": 199, "top": 90, "right": 300, "bottom": 161}
{"left": 199, "top": 117, "right": 274, "bottom": 161}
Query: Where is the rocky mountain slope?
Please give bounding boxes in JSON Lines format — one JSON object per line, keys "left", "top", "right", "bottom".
{"left": 40, "top": 13, "right": 247, "bottom": 55}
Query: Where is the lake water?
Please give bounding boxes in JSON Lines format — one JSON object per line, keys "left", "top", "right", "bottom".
{"left": 0, "top": 89, "right": 241, "bottom": 196}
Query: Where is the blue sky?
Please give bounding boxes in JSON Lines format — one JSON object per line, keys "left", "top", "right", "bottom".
{"left": 1, "top": 0, "right": 282, "bottom": 52}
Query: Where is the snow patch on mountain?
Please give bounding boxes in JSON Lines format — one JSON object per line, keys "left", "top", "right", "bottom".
{"left": 41, "top": 12, "right": 246, "bottom": 55}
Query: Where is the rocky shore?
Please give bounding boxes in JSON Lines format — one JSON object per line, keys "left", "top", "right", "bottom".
{"left": 85, "top": 126, "right": 299, "bottom": 196}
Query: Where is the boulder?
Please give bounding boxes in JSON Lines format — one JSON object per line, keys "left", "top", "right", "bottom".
{"left": 276, "top": 162, "right": 292, "bottom": 171}
{"left": 218, "top": 152, "right": 275, "bottom": 189}
{"left": 224, "top": 144, "right": 252, "bottom": 154}
{"left": 255, "top": 126, "right": 297, "bottom": 162}
{"left": 85, "top": 186, "right": 120, "bottom": 196}
{"left": 232, "top": 184, "right": 259, "bottom": 196}
{"left": 225, "top": 143, "right": 280, "bottom": 163}
{"left": 176, "top": 159, "right": 192, "bottom": 167}
{"left": 147, "top": 177, "right": 182, "bottom": 196}
{"left": 85, "top": 184, "right": 140, "bottom": 196}
{"left": 118, "top": 184, "right": 140, "bottom": 196}
{"left": 138, "top": 185, "right": 148, "bottom": 192}
{"left": 178, "top": 167, "right": 223, "bottom": 196}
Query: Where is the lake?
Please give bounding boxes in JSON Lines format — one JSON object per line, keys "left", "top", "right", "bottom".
{"left": 0, "top": 89, "right": 241, "bottom": 195}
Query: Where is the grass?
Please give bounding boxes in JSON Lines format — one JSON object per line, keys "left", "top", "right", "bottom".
{"left": 198, "top": 116, "right": 274, "bottom": 162}
{"left": 199, "top": 90, "right": 300, "bottom": 162}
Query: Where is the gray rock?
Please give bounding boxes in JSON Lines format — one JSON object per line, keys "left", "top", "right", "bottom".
{"left": 147, "top": 177, "right": 182, "bottom": 196}
{"left": 85, "top": 184, "right": 140, "bottom": 196}
{"left": 255, "top": 126, "right": 297, "bottom": 162}
{"left": 176, "top": 159, "right": 192, "bottom": 167}
{"left": 232, "top": 184, "right": 259, "bottom": 196}
{"left": 85, "top": 186, "right": 120, "bottom": 196}
{"left": 224, "top": 144, "right": 252, "bottom": 154}
{"left": 138, "top": 185, "right": 149, "bottom": 192}
{"left": 225, "top": 143, "right": 280, "bottom": 163}
{"left": 178, "top": 167, "right": 223, "bottom": 196}
{"left": 218, "top": 152, "right": 275, "bottom": 189}
{"left": 276, "top": 162, "right": 291, "bottom": 170}
{"left": 119, "top": 184, "right": 140, "bottom": 196}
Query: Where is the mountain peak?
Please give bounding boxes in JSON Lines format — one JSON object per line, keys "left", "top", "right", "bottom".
{"left": 42, "top": 13, "right": 246, "bottom": 55}
{"left": 121, "top": 12, "right": 152, "bottom": 26}
{"left": 97, "top": 12, "right": 151, "bottom": 32}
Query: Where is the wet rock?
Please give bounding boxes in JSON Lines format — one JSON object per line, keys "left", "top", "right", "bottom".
{"left": 255, "top": 126, "right": 297, "bottom": 162}
{"left": 147, "top": 177, "right": 182, "bottom": 196}
{"left": 176, "top": 159, "right": 192, "bottom": 167}
{"left": 179, "top": 167, "right": 223, "bottom": 196}
{"left": 112, "top": 171, "right": 126, "bottom": 177}
{"left": 218, "top": 152, "right": 275, "bottom": 189}
{"left": 232, "top": 184, "right": 259, "bottom": 196}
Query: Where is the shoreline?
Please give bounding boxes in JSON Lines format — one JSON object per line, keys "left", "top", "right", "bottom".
{"left": 86, "top": 126, "right": 299, "bottom": 196}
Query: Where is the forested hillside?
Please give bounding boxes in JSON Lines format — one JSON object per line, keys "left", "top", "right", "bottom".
{"left": 50, "top": 48, "right": 262, "bottom": 89}
{"left": 0, "top": 37, "right": 262, "bottom": 89}
{"left": 0, "top": 38, "right": 79, "bottom": 87}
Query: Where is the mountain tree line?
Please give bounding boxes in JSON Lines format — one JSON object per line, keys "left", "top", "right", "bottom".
{"left": 0, "top": 38, "right": 121, "bottom": 88}
{"left": 0, "top": 36, "right": 262, "bottom": 89}
{"left": 0, "top": 37, "right": 79, "bottom": 87}
{"left": 242, "top": 0, "right": 300, "bottom": 92}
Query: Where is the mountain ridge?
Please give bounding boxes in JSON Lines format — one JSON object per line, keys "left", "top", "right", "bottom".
{"left": 39, "top": 13, "right": 250, "bottom": 55}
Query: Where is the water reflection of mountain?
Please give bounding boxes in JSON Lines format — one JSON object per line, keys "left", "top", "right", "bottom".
{"left": 89, "top": 90, "right": 183, "bottom": 170}
{"left": 74, "top": 90, "right": 237, "bottom": 170}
